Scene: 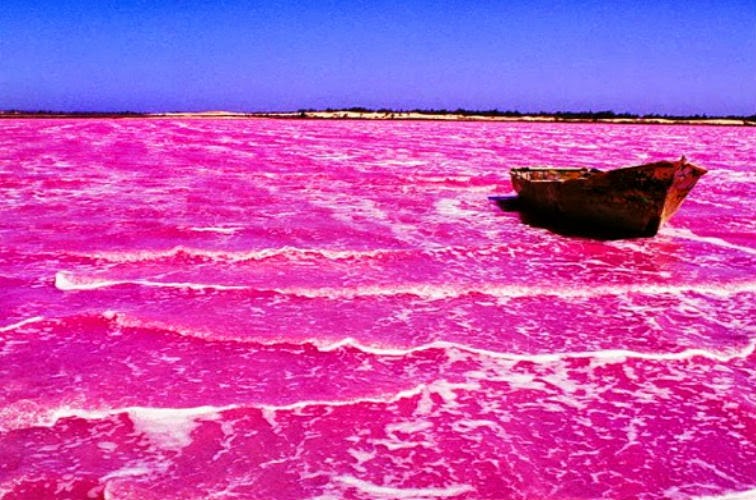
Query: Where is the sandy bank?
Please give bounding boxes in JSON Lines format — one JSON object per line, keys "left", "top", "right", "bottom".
{"left": 258, "top": 111, "right": 753, "bottom": 127}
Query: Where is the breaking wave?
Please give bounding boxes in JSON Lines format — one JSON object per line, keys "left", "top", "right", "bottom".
{"left": 55, "top": 270, "right": 756, "bottom": 300}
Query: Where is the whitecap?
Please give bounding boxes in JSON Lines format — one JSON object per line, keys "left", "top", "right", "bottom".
{"left": 54, "top": 270, "right": 246, "bottom": 291}
{"left": 663, "top": 226, "right": 756, "bottom": 256}
{"left": 334, "top": 475, "right": 474, "bottom": 498}
{"left": 0, "top": 316, "right": 45, "bottom": 332}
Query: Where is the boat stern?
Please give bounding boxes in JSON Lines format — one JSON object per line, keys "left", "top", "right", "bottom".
{"left": 660, "top": 156, "right": 707, "bottom": 225}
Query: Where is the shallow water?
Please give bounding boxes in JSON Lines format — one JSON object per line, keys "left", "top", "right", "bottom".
{"left": 1, "top": 118, "right": 755, "bottom": 499}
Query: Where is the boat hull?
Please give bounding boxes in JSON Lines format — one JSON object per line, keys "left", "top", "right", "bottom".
{"left": 510, "top": 158, "right": 706, "bottom": 237}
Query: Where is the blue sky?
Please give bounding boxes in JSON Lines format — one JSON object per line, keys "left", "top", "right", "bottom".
{"left": 1, "top": 0, "right": 754, "bottom": 115}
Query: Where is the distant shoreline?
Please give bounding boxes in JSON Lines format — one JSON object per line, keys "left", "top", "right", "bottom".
{"left": 1, "top": 109, "right": 754, "bottom": 127}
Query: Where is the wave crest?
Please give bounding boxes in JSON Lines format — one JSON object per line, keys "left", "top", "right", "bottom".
{"left": 71, "top": 245, "right": 397, "bottom": 264}
{"left": 54, "top": 270, "right": 756, "bottom": 299}
{"left": 54, "top": 271, "right": 246, "bottom": 291}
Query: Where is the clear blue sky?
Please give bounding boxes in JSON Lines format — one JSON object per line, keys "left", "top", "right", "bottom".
{"left": 1, "top": 0, "right": 754, "bottom": 115}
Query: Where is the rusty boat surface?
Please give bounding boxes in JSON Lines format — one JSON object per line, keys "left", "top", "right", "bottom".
{"left": 509, "top": 157, "right": 707, "bottom": 237}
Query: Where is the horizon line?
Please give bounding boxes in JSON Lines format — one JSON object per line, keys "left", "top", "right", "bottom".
{"left": 2, "top": 108, "right": 756, "bottom": 121}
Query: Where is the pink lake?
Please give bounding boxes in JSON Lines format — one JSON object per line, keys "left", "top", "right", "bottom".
{"left": 1, "top": 118, "right": 755, "bottom": 499}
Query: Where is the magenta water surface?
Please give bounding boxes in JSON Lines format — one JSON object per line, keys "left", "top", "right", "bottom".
{"left": 1, "top": 118, "right": 755, "bottom": 499}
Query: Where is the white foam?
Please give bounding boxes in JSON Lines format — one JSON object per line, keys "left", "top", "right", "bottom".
{"left": 335, "top": 475, "right": 474, "bottom": 498}
{"left": 97, "top": 441, "right": 118, "bottom": 452}
{"left": 73, "top": 245, "right": 392, "bottom": 263}
{"left": 663, "top": 227, "right": 756, "bottom": 256}
{"left": 348, "top": 448, "right": 377, "bottom": 466}
{"left": 57, "top": 266, "right": 755, "bottom": 303}
{"left": 187, "top": 226, "right": 240, "bottom": 234}
{"left": 316, "top": 336, "right": 756, "bottom": 365}
{"left": 272, "top": 281, "right": 756, "bottom": 301}
{"left": 434, "top": 198, "right": 480, "bottom": 218}
{"left": 0, "top": 316, "right": 45, "bottom": 332}
{"left": 100, "top": 466, "right": 153, "bottom": 481}
{"left": 451, "top": 419, "right": 500, "bottom": 433}
{"left": 54, "top": 271, "right": 246, "bottom": 291}
{"left": 36, "top": 381, "right": 471, "bottom": 437}
{"left": 55, "top": 271, "right": 122, "bottom": 291}
{"left": 36, "top": 393, "right": 395, "bottom": 434}
{"left": 385, "top": 420, "right": 433, "bottom": 435}
{"left": 261, "top": 407, "right": 278, "bottom": 430}
{"left": 414, "top": 388, "right": 435, "bottom": 416}
{"left": 47, "top": 405, "right": 230, "bottom": 450}
{"left": 258, "top": 383, "right": 430, "bottom": 415}
{"left": 691, "top": 488, "right": 756, "bottom": 500}
{"left": 688, "top": 459, "right": 742, "bottom": 486}
{"left": 64, "top": 310, "right": 756, "bottom": 370}
{"left": 709, "top": 170, "right": 756, "bottom": 184}
{"left": 128, "top": 407, "right": 221, "bottom": 450}
{"left": 539, "top": 362, "right": 581, "bottom": 394}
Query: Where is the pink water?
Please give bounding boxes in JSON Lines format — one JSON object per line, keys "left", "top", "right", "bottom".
{"left": 1, "top": 118, "right": 755, "bottom": 499}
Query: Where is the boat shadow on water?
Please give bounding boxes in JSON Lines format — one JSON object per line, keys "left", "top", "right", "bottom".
{"left": 489, "top": 195, "right": 655, "bottom": 241}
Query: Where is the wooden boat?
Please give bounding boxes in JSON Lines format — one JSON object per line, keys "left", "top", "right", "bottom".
{"left": 509, "top": 157, "right": 706, "bottom": 236}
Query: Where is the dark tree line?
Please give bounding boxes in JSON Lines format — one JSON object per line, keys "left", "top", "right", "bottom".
{"left": 0, "top": 109, "right": 145, "bottom": 117}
